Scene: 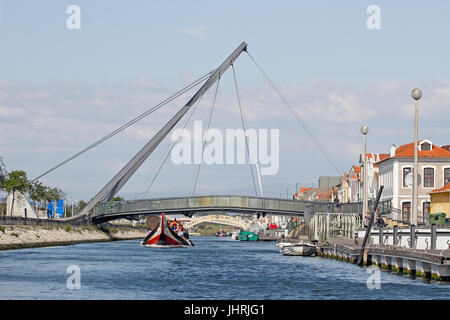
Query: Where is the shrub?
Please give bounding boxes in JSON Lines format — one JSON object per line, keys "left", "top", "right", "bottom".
{"left": 64, "top": 225, "right": 72, "bottom": 232}
{"left": 0, "top": 226, "right": 5, "bottom": 233}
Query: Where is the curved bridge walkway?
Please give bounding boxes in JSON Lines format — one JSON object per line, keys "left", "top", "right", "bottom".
{"left": 92, "top": 195, "right": 308, "bottom": 224}
{"left": 183, "top": 214, "right": 251, "bottom": 230}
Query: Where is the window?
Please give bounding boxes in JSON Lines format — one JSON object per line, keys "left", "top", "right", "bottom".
{"left": 402, "top": 202, "right": 411, "bottom": 222}
{"left": 403, "top": 167, "right": 411, "bottom": 187}
{"left": 445, "top": 168, "right": 450, "bottom": 186}
{"left": 424, "top": 168, "right": 434, "bottom": 187}
{"left": 420, "top": 201, "right": 431, "bottom": 224}
{"left": 421, "top": 142, "right": 431, "bottom": 151}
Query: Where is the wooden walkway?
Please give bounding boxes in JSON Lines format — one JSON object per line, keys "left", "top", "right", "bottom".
{"left": 319, "top": 238, "right": 450, "bottom": 281}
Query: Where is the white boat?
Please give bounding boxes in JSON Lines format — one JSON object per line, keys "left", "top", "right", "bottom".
{"left": 279, "top": 242, "right": 317, "bottom": 256}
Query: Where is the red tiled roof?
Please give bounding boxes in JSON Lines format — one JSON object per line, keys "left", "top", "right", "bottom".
{"left": 377, "top": 141, "right": 450, "bottom": 165}
{"left": 430, "top": 183, "right": 450, "bottom": 193}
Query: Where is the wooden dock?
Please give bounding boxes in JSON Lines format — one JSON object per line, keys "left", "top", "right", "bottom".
{"left": 320, "top": 238, "right": 450, "bottom": 281}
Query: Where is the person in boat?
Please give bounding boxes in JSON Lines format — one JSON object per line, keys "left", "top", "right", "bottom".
{"left": 183, "top": 228, "right": 189, "bottom": 239}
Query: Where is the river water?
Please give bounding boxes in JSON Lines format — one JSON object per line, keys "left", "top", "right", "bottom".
{"left": 0, "top": 237, "right": 448, "bottom": 299}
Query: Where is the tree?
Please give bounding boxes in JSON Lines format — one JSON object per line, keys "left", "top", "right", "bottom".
{"left": 77, "top": 200, "right": 87, "bottom": 212}
{"left": 1, "top": 170, "right": 31, "bottom": 194}
{"left": 0, "top": 156, "right": 6, "bottom": 187}
{"left": 111, "top": 196, "right": 125, "bottom": 202}
{"left": 28, "top": 181, "right": 48, "bottom": 202}
{"left": 45, "top": 187, "right": 65, "bottom": 201}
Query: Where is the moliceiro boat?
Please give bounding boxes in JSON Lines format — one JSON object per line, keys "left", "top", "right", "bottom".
{"left": 276, "top": 241, "right": 317, "bottom": 256}
{"left": 141, "top": 213, "right": 194, "bottom": 247}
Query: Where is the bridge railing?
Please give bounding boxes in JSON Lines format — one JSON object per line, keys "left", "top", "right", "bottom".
{"left": 93, "top": 195, "right": 308, "bottom": 216}
{"left": 305, "top": 200, "right": 392, "bottom": 216}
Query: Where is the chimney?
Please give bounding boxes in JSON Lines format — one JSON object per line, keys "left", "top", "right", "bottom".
{"left": 390, "top": 144, "right": 396, "bottom": 157}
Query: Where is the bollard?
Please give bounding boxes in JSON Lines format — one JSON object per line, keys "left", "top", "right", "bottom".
{"left": 410, "top": 225, "right": 416, "bottom": 249}
{"left": 393, "top": 225, "right": 398, "bottom": 246}
{"left": 430, "top": 224, "right": 437, "bottom": 250}
{"left": 24, "top": 208, "right": 27, "bottom": 220}
{"left": 379, "top": 227, "right": 383, "bottom": 245}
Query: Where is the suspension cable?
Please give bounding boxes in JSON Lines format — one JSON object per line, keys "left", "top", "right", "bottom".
{"left": 32, "top": 70, "right": 215, "bottom": 182}
{"left": 245, "top": 51, "right": 343, "bottom": 176}
{"left": 140, "top": 94, "right": 204, "bottom": 199}
{"left": 232, "top": 64, "right": 259, "bottom": 197}
{"left": 191, "top": 77, "right": 221, "bottom": 195}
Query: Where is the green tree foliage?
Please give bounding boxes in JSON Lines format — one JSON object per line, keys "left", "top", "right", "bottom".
{"left": 0, "top": 157, "right": 67, "bottom": 202}
{"left": 1, "top": 170, "right": 31, "bottom": 193}
{"left": 77, "top": 200, "right": 87, "bottom": 212}
{"left": 28, "top": 181, "right": 48, "bottom": 202}
{"left": 111, "top": 196, "right": 125, "bottom": 202}
{"left": 0, "top": 156, "right": 6, "bottom": 186}
{"left": 45, "top": 187, "right": 65, "bottom": 201}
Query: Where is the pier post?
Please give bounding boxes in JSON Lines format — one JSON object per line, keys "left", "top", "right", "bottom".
{"left": 379, "top": 227, "right": 383, "bottom": 245}
{"left": 410, "top": 225, "right": 416, "bottom": 248}
{"left": 430, "top": 224, "right": 436, "bottom": 250}
{"left": 393, "top": 225, "right": 398, "bottom": 246}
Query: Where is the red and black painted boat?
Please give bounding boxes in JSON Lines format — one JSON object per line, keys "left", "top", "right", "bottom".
{"left": 141, "top": 213, "right": 194, "bottom": 247}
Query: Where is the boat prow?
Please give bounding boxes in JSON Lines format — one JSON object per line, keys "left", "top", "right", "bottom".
{"left": 141, "top": 213, "right": 195, "bottom": 247}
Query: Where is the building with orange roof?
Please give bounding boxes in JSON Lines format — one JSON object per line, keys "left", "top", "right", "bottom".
{"left": 376, "top": 139, "right": 450, "bottom": 222}
{"left": 429, "top": 183, "right": 450, "bottom": 218}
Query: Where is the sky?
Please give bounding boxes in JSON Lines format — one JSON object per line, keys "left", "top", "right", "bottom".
{"left": 1, "top": 1, "right": 450, "bottom": 201}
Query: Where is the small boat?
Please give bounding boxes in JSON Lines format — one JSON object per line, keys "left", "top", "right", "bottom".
{"left": 141, "top": 213, "right": 194, "bottom": 247}
{"left": 215, "top": 232, "right": 227, "bottom": 237}
{"left": 238, "top": 230, "right": 258, "bottom": 241}
{"left": 278, "top": 241, "right": 317, "bottom": 256}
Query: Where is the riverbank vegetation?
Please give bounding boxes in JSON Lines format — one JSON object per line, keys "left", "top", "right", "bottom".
{"left": 192, "top": 223, "right": 235, "bottom": 236}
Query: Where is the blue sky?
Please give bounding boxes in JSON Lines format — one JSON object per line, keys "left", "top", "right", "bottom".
{"left": 1, "top": 1, "right": 450, "bottom": 201}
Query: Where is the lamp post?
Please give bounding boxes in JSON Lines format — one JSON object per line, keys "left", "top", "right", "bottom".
{"left": 411, "top": 88, "right": 422, "bottom": 227}
{"left": 286, "top": 188, "right": 290, "bottom": 199}
{"left": 360, "top": 125, "right": 369, "bottom": 217}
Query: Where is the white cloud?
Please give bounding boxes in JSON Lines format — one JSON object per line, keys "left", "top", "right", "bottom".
{"left": 2, "top": 77, "right": 450, "bottom": 199}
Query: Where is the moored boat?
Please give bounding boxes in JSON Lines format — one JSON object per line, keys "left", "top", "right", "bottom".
{"left": 141, "top": 213, "right": 194, "bottom": 247}
{"left": 238, "top": 230, "right": 258, "bottom": 241}
{"left": 279, "top": 241, "right": 317, "bottom": 256}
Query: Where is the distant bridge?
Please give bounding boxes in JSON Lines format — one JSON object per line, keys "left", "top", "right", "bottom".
{"left": 91, "top": 195, "right": 307, "bottom": 224}
{"left": 183, "top": 214, "right": 250, "bottom": 230}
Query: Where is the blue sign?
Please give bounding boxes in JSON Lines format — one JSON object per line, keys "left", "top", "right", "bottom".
{"left": 47, "top": 199, "right": 64, "bottom": 218}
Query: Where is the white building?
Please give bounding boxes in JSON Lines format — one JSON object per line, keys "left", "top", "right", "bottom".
{"left": 376, "top": 140, "right": 450, "bottom": 222}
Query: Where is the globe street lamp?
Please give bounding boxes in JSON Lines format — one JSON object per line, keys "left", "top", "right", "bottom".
{"left": 360, "top": 125, "right": 369, "bottom": 217}
{"left": 411, "top": 88, "right": 422, "bottom": 230}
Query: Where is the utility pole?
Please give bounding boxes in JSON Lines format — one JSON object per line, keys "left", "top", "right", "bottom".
{"left": 360, "top": 126, "right": 369, "bottom": 216}
{"left": 411, "top": 88, "right": 422, "bottom": 229}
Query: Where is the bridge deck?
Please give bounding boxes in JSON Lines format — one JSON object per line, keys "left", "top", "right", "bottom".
{"left": 92, "top": 195, "right": 308, "bottom": 223}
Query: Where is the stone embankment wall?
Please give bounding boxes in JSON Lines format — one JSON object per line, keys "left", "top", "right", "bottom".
{"left": 0, "top": 225, "right": 147, "bottom": 250}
